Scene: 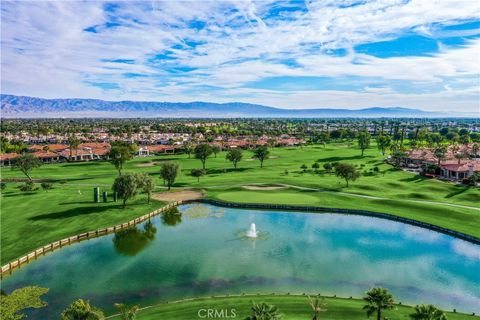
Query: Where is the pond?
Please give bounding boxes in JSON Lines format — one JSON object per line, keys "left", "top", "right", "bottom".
{"left": 2, "top": 203, "right": 479, "bottom": 317}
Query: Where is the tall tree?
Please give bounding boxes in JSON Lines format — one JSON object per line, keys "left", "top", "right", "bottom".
{"left": 11, "top": 154, "right": 42, "bottom": 181}
{"left": 391, "top": 150, "right": 407, "bottom": 168}
{"left": 159, "top": 162, "right": 180, "bottom": 190}
{"left": 194, "top": 144, "right": 213, "bottom": 169}
{"left": 376, "top": 134, "right": 391, "bottom": 156}
{"left": 357, "top": 131, "right": 371, "bottom": 156}
{"left": 61, "top": 299, "right": 104, "bottom": 320}
{"left": 67, "top": 135, "right": 80, "bottom": 160}
{"left": 190, "top": 168, "right": 205, "bottom": 182}
{"left": 108, "top": 146, "right": 133, "bottom": 176}
{"left": 211, "top": 145, "right": 221, "bottom": 157}
{"left": 334, "top": 163, "right": 360, "bottom": 187}
{"left": 137, "top": 173, "right": 154, "bottom": 204}
{"left": 409, "top": 304, "right": 447, "bottom": 320}
{"left": 0, "top": 286, "right": 49, "bottom": 320}
{"left": 433, "top": 146, "right": 447, "bottom": 166}
{"left": 253, "top": 146, "right": 270, "bottom": 168}
{"left": 226, "top": 149, "right": 243, "bottom": 168}
{"left": 114, "top": 303, "right": 140, "bottom": 320}
{"left": 362, "top": 287, "right": 395, "bottom": 320}
{"left": 112, "top": 173, "right": 140, "bottom": 208}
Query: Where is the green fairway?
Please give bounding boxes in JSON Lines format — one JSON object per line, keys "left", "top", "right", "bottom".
{"left": 0, "top": 184, "right": 162, "bottom": 264}
{"left": 1, "top": 143, "right": 479, "bottom": 264}
{"left": 109, "top": 295, "right": 474, "bottom": 320}
{"left": 208, "top": 187, "right": 480, "bottom": 237}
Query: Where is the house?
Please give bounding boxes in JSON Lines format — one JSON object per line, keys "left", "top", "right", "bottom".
{"left": 440, "top": 161, "right": 480, "bottom": 181}
{"left": 32, "top": 151, "right": 61, "bottom": 163}
{"left": 137, "top": 146, "right": 150, "bottom": 157}
{"left": 0, "top": 153, "right": 19, "bottom": 166}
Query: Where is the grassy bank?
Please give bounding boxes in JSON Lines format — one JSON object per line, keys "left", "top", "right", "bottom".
{"left": 0, "top": 184, "right": 162, "bottom": 264}
{"left": 109, "top": 295, "right": 475, "bottom": 320}
{"left": 207, "top": 187, "right": 480, "bottom": 237}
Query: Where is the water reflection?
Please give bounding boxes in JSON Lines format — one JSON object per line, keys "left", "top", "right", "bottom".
{"left": 162, "top": 208, "right": 182, "bottom": 226}
{"left": 113, "top": 220, "right": 157, "bottom": 256}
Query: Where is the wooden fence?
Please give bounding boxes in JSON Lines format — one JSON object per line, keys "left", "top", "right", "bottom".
{"left": 0, "top": 201, "right": 183, "bottom": 278}
{"left": 2, "top": 198, "right": 479, "bottom": 278}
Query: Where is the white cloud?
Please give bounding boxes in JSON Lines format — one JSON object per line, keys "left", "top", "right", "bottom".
{"left": 1, "top": 0, "right": 480, "bottom": 112}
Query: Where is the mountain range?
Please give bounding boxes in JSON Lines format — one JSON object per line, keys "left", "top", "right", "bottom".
{"left": 1, "top": 94, "right": 477, "bottom": 118}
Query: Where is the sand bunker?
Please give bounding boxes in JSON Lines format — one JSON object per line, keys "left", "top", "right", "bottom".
{"left": 136, "top": 162, "right": 158, "bottom": 167}
{"left": 242, "top": 184, "right": 287, "bottom": 190}
{"left": 152, "top": 190, "right": 204, "bottom": 202}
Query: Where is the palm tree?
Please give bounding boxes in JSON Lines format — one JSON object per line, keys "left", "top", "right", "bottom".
{"left": 61, "top": 299, "right": 104, "bottom": 320}
{"left": 308, "top": 295, "right": 327, "bottom": 320}
{"left": 362, "top": 287, "right": 395, "bottom": 320}
{"left": 410, "top": 304, "right": 447, "bottom": 320}
{"left": 67, "top": 135, "right": 80, "bottom": 160}
{"left": 114, "top": 303, "right": 140, "bottom": 320}
{"left": 246, "top": 301, "right": 282, "bottom": 320}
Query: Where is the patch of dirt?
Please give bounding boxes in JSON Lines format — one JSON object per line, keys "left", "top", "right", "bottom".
{"left": 242, "top": 184, "right": 287, "bottom": 190}
{"left": 152, "top": 190, "right": 204, "bottom": 202}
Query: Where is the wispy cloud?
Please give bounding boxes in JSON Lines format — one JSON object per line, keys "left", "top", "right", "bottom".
{"left": 1, "top": 0, "right": 479, "bottom": 112}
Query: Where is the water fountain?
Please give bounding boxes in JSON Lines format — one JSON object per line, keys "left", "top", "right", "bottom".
{"left": 246, "top": 223, "right": 258, "bottom": 238}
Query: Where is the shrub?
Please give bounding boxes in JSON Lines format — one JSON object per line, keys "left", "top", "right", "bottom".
{"left": 1, "top": 182, "right": 6, "bottom": 191}
{"left": 41, "top": 182, "right": 53, "bottom": 191}
{"left": 20, "top": 181, "right": 37, "bottom": 192}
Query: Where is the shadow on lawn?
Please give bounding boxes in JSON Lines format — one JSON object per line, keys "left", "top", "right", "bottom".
{"left": 445, "top": 185, "right": 471, "bottom": 199}
{"left": 28, "top": 204, "right": 121, "bottom": 220}
{"left": 206, "top": 167, "right": 253, "bottom": 174}
{"left": 319, "top": 155, "right": 374, "bottom": 162}
{"left": 399, "top": 175, "right": 427, "bottom": 183}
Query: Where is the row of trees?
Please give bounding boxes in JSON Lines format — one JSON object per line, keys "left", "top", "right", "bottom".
{"left": 2, "top": 286, "right": 450, "bottom": 320}
{"left": 246, "top": 287, "right": 449, "bottom": 320}
{"left": 3, "top": 117, "right": 478, "bottom": 142}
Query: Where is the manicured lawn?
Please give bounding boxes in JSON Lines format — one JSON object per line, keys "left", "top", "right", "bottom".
{"left": 1, "top": 143, "right": 479, "bottom": 263}
{"left": 208, "top": 187, "right": 480, "bottom": 237}
{"left": 0, "top": 184, "right": 162, "bottom": 264}
{"left": 110, "top": 295, "right": 475, "bottom": 320}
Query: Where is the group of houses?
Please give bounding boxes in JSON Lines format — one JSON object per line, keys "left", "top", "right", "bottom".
{"left": 0, "top": 135, "right": 305, "bottom": 166}
{"left": 404, "top": 144, "right": 480, "bottom": 182}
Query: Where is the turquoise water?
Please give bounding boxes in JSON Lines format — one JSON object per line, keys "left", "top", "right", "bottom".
{"left": 2, "top": 203, "right": 479, "bottom": 318}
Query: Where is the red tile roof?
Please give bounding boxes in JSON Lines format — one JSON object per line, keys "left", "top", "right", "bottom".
{"left": 441, "top": 161, "right": 480, "bottom": 172}
{"left": 32, "top": 151, "right": 60, "bottom": 158}
{"left": 0, "top": 153, "right": 19, "bottom": 161}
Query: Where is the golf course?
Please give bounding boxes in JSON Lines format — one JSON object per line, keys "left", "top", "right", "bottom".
{"left": 1, "top": 142, "right": 479, "bottom": 265}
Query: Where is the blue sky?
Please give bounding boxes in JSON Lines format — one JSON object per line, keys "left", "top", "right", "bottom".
{"left": 1, "top": 0, "right": 479, "bottom": 112}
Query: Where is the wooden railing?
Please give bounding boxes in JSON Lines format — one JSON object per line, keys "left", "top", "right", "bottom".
{"left": 0, "top": 201, "right": 182, "bottom": 278}
{"left": 3, "top": 198, "right": 479, "bottom": 278}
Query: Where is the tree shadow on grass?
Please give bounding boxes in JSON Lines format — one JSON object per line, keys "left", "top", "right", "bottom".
{"left": 445, "top": 185, "right": 471, "bottom": 199}
{"left": 319, "top": 155, "right": 374, "bottom": 162}
{"left": 60, "top": 162, "right": 103, "bottom": 167}
{"left": 399, "top": 175, "right": 427, "bottom": 183}
{"left": 206, "top": 167, "right": 253, "bottom": 174}
{"left": 28, "top": 204, "right": 121, "bottom": 220}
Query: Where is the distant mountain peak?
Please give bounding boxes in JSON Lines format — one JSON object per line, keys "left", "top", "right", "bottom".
{"left": 0, "top": 94, "right": 475, "bottom": 118}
